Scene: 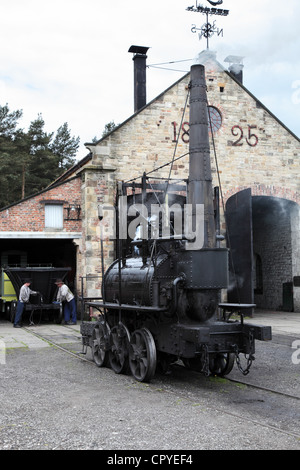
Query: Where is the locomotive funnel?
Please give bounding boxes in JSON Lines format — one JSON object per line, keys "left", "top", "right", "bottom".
{"left": 187, "top": 64, "right": 215, "bottom": 249}
{"left": 179, "top": 64, "right": 228, "bottom": 321}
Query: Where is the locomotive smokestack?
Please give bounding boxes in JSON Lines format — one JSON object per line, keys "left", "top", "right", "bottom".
{"left": 188, "top": 64, "right": 215, "bottom": 248}
{"left": 128, "top": 45, "right": 149, "bottom": 113}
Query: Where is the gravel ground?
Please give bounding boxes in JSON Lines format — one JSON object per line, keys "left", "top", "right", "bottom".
{"left": 0, "top": 341, "right": 299, "bottom": 451}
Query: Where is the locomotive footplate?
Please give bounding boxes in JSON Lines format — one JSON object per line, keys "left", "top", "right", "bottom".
{"left": 155, "top": 319, "right": 271, "bottom": 359}
{"left": 208, "top": 320, "right": 272, "bottom": 354}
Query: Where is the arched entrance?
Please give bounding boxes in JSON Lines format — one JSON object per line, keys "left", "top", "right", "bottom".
{"left": 226, "top": 189, "right": 299, "bottom": 312}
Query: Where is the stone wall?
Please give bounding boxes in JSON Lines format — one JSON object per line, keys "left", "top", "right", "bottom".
{"left": 78, "top": 166, "right": 116, "bottom": 298}
{"left": 291, "top": 204, "right": 300, "bottom": 311}
{"left": 89, "top": 64, "right": 300, "bottom": 206}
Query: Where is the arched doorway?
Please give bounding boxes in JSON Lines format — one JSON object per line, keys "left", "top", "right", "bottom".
{"left": 226, "top": 189, "right": 299, "bottom": 312}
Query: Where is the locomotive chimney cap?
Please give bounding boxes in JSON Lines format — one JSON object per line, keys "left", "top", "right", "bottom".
{"left": 128, "top": 45, "right": 150, "bottom": 56}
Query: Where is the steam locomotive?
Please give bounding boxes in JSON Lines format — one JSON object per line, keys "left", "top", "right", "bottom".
{"left": 80, "top": 64, "right": 272, "bottom": 382}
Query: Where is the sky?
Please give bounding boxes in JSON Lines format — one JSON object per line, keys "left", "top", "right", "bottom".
{"left": 1, "top": 0, "right": 300, "bottom": 160}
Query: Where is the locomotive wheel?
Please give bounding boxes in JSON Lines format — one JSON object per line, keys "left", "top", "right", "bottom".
{"left": 129, "top": 328, "right": 157, "bottom": 382}
{"left": 209, "top": 352, "right": 235, "bottom": 377}
{"left": 92, "top": 321, "right": 111, "bottom": 367}
{"left": 109, "top": 322, "right": 130, "bottom": 374}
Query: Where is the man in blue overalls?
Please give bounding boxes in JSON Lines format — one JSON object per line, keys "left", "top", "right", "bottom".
{"left": 14, "top": 279, "right": 38, "bottom": 328}
{"left": 55, "top": 279, "right": 77, "bottom": 325}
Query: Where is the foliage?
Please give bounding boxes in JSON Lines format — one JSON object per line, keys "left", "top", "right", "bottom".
{"left": 0, "top": 104, "right": 80, "bottom": 208}
{"left": 102, "top": 121, "right": 118, "bottom": 137}
{"left": 92, "top": 121, "right": 119, "bottom": 142}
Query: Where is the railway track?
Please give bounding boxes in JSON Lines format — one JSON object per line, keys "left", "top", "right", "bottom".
{"left": 24, "top": 325, "right": 300, "bottom": 402}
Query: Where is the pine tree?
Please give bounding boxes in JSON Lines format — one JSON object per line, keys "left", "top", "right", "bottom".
{"left": 0, "top": 104, "right": 80, "bottom": 208}
{"left": 0, "top": 104, "right": 25, "bottom": 206}
{"left": 25, "top": 114, "right": 55, "bottom": 195}
{"left": 50, "top": 122, "right": 80, "bottom": 172}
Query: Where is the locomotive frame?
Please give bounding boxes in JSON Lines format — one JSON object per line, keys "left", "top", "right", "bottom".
{"left": 80, "top": 64, "right": 272, "bottom": 382}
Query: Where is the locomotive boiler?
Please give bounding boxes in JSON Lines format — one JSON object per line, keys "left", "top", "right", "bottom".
{"left": 80, "top": 64, "right": 272, "bottom": 382}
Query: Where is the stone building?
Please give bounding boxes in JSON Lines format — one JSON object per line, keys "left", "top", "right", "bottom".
{"left": 0, "top": 49, "right": 299, "bottom": 313}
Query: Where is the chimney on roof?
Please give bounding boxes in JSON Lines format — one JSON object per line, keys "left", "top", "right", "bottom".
{"left": 128, "top": 45, "right": 149, "bottom": 113}
{"left": 224, "top": 55, "right": 244, "bottom": 84}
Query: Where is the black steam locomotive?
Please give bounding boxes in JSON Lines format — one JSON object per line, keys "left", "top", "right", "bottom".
{"left": 80, "top": 64, "right": 271, "bottom": 382}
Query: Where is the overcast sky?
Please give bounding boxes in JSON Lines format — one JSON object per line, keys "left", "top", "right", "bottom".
{"left": 1, "top": 0, "right": 300, "bottom": 159}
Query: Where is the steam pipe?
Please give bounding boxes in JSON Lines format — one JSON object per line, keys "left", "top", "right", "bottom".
{"left": 162, "top": 275, "right": 186, "bottom": 318}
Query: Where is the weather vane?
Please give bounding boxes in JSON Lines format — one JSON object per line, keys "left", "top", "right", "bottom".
{"left": 187, "top": 0, "right": 229, "bottom": 49}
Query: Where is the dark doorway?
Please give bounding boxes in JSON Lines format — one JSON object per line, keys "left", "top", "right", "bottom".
{"left": 252, "top": 196, "right": 295, "bottom": 311}
{"left": 0, "top": 238, "right": 77, "bottom": 321}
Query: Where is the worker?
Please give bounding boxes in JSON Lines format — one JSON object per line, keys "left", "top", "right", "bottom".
{"left": 55, "top": 279, "right": 77, "bottom": 325}
{"left": 14, "top": 279, "right": 38, "bottom": 328}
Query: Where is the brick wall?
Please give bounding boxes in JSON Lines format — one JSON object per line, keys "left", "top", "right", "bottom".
{"left": 0, "top": 177, "right": 82, "bottom": 233}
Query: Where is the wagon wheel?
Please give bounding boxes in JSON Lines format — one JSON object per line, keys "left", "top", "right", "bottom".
{"left": 54, "top": 303, "right": 63, "bottom": 324}
{"left": 92, "top": 321, "right": 111, "bottom": 367}
{"left": 129, "top": 328, "right": 157, "bottom": 382}
{"left": 209, "top": 352, "right": 235, "bottom": 376}
{"left": 109, "top": 322, "right": 130, "bottom": 374}
{"left": 10, "top": 301, "right": 17, "bottom": 323}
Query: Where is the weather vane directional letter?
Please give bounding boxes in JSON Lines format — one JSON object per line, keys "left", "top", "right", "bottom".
{"left": 187, "top": 0, "right": 229, "bottom": 49}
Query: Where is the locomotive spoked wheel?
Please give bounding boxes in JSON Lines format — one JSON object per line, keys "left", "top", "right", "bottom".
{"left": 92, "top": 321, "right": 111, "bottom": 367}
{"left": 109, "top": 322, "right": 130, "bottom": 374}
{"left": 129, "top": 328, "right": 157, "bottom": 382}
{"left": 209, "top": 352, "right": 235, "bottom": 377}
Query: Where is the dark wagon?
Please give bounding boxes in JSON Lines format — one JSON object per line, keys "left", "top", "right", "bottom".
{"left": 4, "top": 266, "right": 71, "bottom": 324}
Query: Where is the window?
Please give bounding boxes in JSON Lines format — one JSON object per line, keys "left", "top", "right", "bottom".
{"left": 45, "top": 204, "right": 63, "bottom": 229}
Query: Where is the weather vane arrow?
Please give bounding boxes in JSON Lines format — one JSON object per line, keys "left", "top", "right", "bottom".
{"left": 186, "top": 0, "right": 229, "bottom": 48}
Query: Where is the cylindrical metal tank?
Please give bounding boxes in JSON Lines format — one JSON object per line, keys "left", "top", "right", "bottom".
{"left": 104, "top": 255, "right": 172, "bottom": 307}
